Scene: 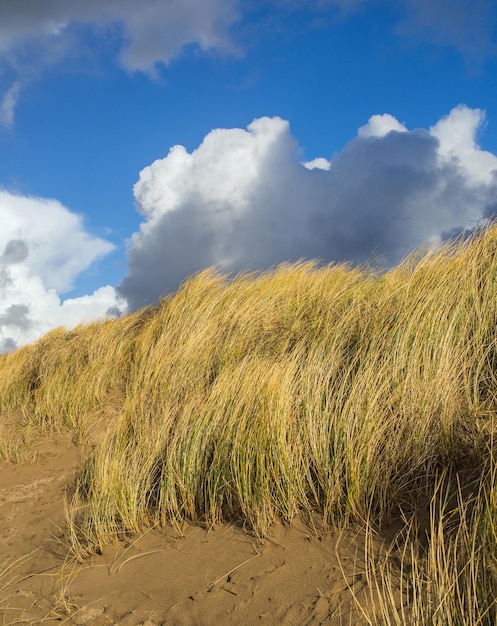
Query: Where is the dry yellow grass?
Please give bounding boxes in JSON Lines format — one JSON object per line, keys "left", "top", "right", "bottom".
{"left": 1, "top": 225, "right": 497, "bottom": 623}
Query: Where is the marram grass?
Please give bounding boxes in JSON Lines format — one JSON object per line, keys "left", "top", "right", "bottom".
{"left": 2, "top": 227, "right": 497, "bottom": 623}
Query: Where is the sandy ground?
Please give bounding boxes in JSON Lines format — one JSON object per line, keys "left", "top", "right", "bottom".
{"left": 0, "top": 435, "right": 398, "bottom": 625}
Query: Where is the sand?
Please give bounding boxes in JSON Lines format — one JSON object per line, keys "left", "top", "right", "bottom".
{"left": 0, "top": 434, "right": 398, "bottom": 625}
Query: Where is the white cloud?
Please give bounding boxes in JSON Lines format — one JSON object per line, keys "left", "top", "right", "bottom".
{"left": 303, "top": 157, "right": 331, "bottom": 171}
{"left": 118, "top": 105, "right": 497, "bottom": 311}
{"left": 0, "top": 191, "right": 114, "bottom": 292}
{"left": 358, "top": 113, "right": 408, "bottom": 138}
{"left": 0, "top": 191, "right": 124, "bottom": 352}
{"left": 0, "top": 81, "right": 21, "bottom": 128}
{"left": 115, "top": 0, "right": 240, "bottom": 71}
{"left": 0, "top": 0, "right": 241, "bottom": 126}
{"left": 430, "top": 105, "right": 497, "bottom": 186}
{"left": 0, "top": 0, "right": 240, "bottom": 69}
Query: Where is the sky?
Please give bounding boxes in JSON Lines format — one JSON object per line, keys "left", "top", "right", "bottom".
{"left": 1, "top": 0, "right": 497, "bottom": 351}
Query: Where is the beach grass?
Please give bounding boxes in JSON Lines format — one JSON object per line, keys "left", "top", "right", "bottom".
{"left": 1, "top": 225, "right": 497, "bottom": 623}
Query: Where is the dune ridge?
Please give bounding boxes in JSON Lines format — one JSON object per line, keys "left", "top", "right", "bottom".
{"left": 1, "top": 225, "right": 497, "bottom": 623}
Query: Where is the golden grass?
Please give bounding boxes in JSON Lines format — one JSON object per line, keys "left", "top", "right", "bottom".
{"left": 2, "top": 225, "right": 497, "bottom": 622}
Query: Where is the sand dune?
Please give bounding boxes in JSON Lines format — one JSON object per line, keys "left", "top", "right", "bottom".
{"left": 5, "top": 231, "right": 497, "bottom": 624}
{"left": 0, "top": 433, "right": 394, "bottom": 625}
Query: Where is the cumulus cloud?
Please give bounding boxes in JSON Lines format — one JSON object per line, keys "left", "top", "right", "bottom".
{"left": 0, "top": 191, "right": 114, "bottom": 292}
{"left": 430, "top": 105, "right": 496, "bottom": 185}
{"left": 4, "top": 105, "right": 495, "bottom": 344}
{"left": 358, "top": 113, "right": 408, "bottom": 138}
{"left": 118, "top": 105, "right": 497, "bottom": 311}
{"left": 0, "top": 191, "right": 125, "bottom": 352}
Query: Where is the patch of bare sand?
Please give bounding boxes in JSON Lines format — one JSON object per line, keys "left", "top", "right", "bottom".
{"left": 0, "top": 435, "right": 400, "bottom": 625}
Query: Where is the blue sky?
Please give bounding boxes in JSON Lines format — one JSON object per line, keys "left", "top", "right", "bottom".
{"left": 1, "top": 0, "right": 497, "bottom": 350}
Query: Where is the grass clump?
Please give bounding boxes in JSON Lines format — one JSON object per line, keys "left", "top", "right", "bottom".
{"left": 1, "top": 226, "right": 497, "bottom": 622}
